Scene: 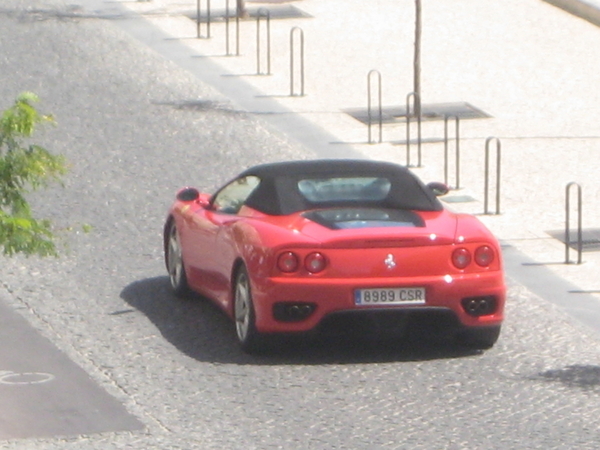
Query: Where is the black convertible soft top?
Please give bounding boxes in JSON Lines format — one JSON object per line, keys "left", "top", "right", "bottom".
{"left": 238, "top": 159, "right": 443, "bottom": 215}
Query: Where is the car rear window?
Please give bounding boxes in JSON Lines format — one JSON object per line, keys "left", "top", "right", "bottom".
{"left": 297, "top": 177, "right": 391, "bottom": 203}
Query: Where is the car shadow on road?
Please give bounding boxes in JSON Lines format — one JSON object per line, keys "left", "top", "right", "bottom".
{"left": 121, "top": 276, "right": 480, "bottom": 365}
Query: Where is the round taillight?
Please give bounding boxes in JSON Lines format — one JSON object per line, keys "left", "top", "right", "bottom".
{"left": 452, "top": 248, "right": 471, "bottom": 269}
{"left": 277, "top": 252, "right": 299, "bottom": 273}
{"left": 475, "top": 245, "right": 495, "bottom": 267}
{"left": 305, "top": 252, "right": 327, "bottom": 274}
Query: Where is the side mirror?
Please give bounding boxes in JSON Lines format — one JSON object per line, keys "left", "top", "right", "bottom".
{"left": 176, "top": 187, "right": 200, "bottom": 202}
{"left": 197, "top": 193, "right": 211, "bottom": 208}
{"left": 427, "top": 181, "right": 449, "bottom": 197}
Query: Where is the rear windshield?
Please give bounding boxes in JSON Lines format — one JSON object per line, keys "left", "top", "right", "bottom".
{"left": 297, "top": 177, "right": 391, "bottom": 203}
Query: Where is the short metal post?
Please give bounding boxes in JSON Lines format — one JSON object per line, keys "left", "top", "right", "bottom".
{"left": 405, "top": 92, "right": 422, "bottom": 167}
{"left": 225, "top": 0, "right": 231, "bottom": 55}
{"left": 256, "top": 8, "right": 271, "bottom": 75}
{"left": 290, "top": 27, "right": 305, "bottom": 96}
{"left": 443, "top": 115, "right": 460, "bottom": 189}
{"left": 207, "top": 0, "right": 211, "bottom": 37}
{"left": 235, "top": 9, "right": 240, "bottom": 55}
{"left": 367, "top": 70, "right": 382, "bottom": 144}
{"left": 225, "top": 0, "right": 241, "bottom": 56}
{"left": 196, "top": 0, "right": 201, "bottom": 38}
{"left": 484, "top": 137, "right": 501, "bottom": 215}
{"left": 196, "top": 0, "right": 211, "bottom": 39}
{"left": 565, "top": 182, "right": 583, "bottom": 265}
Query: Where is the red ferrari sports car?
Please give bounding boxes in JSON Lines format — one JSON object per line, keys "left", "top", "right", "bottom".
{"left": 164, "top": 160, "right": 505, "bottom": 353}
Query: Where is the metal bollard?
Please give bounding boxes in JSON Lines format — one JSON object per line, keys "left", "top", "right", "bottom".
{"left": 256, "top": 8, "right": 271, "bottom": 75}
{"left": 290, "top": 27, "right": 305, "bottom": 96}
{"left": 405, "top": 92, "right": 422, "bottom": 167}
{"left": 367, "top": 70, "right": 382, "bottom": 144}
{"left": 484, "top": 137, "right": 501, "bottom": 215}
{"left": 565, "top": 182, "right": 583, "bottom": 265}
{"left": 443, "top": 115, "right": 460, "bottom": 189}
{"left": 225, "top": 0, "right": 240, "bottom": 56}
{"left": 196, "top": 0, "right": 211, "bottom": 39}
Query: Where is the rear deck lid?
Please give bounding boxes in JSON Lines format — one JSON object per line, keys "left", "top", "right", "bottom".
{"left": 299, "top": 207, "right": 456, "bottom": 248}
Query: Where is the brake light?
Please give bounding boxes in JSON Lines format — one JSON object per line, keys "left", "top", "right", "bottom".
{"left": 452, "top": 248, "right": 471, "bottom": 269}
{"left": 474, "top": 245, "right": 495, "bottom": 267}
{"left": 277, "top": 252, "right": 299, "bottom": 273}
{"left": 305, "top": 252, "right": 327, "bottom": 273}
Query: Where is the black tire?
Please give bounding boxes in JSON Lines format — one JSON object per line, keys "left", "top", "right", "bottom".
{"left": 456, "top": 326, "right": 501, "bottom": 350}
{"left": 166, "top": 223, "right": 191, "bottom": 297}
{"left": 233, "top": 266, "right": 266, "bottom": 353}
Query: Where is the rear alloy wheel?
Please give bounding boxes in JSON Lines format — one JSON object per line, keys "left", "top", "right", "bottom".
{"left": 234, "top": 266, "right": 265, "bottom": 353}
{"left": 166, "top": 223, "right": 191, "bottom": 297}
{"left": 456, "top": 326, "right": 501, "bottom": 350}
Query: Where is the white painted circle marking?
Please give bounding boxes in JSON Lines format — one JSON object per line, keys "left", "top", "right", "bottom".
{"left": 0, "top": 372, "right": 55, "bottom": 385}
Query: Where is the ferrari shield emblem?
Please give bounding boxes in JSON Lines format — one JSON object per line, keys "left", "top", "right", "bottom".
{"left": 384, "top": 254, "right": 396, "bottom": 270}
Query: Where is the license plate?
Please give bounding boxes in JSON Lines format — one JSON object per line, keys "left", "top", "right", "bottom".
{"left": 354, "top": 288, "right": 426, "bottom": 306}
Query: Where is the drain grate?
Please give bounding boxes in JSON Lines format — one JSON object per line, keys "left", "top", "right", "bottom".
{"left": 184, "top": 4, "right": 312, "bottom": 21}
{"left": 345, "top": 102, "right": 491, "bottom": 125}
{"left": 547, "top": 228, "right": 600, "bottom": 252}
{"left": 248, "top": 0, "right": 303, "bottom": 3}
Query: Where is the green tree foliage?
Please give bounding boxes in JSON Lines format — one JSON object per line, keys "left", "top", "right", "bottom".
{"left": 0, "top": 93, "right": 67, "bottom": 257}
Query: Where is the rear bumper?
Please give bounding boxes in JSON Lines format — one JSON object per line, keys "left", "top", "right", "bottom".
{"left": 251, "top": 271, "right": 506, "bottom": 333}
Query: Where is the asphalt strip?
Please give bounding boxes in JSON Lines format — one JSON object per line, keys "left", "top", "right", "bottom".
{"left": 0, "top": 297, "right": 144, "bottom": 440}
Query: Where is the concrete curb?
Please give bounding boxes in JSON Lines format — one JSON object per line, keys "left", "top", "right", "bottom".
{"left": 545, "top": 0, "right": 600, "bottom": 27}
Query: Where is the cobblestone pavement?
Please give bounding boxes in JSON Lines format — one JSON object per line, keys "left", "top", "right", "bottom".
{"left": 2, "top": 0, "right": 600, "bottom": 448}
